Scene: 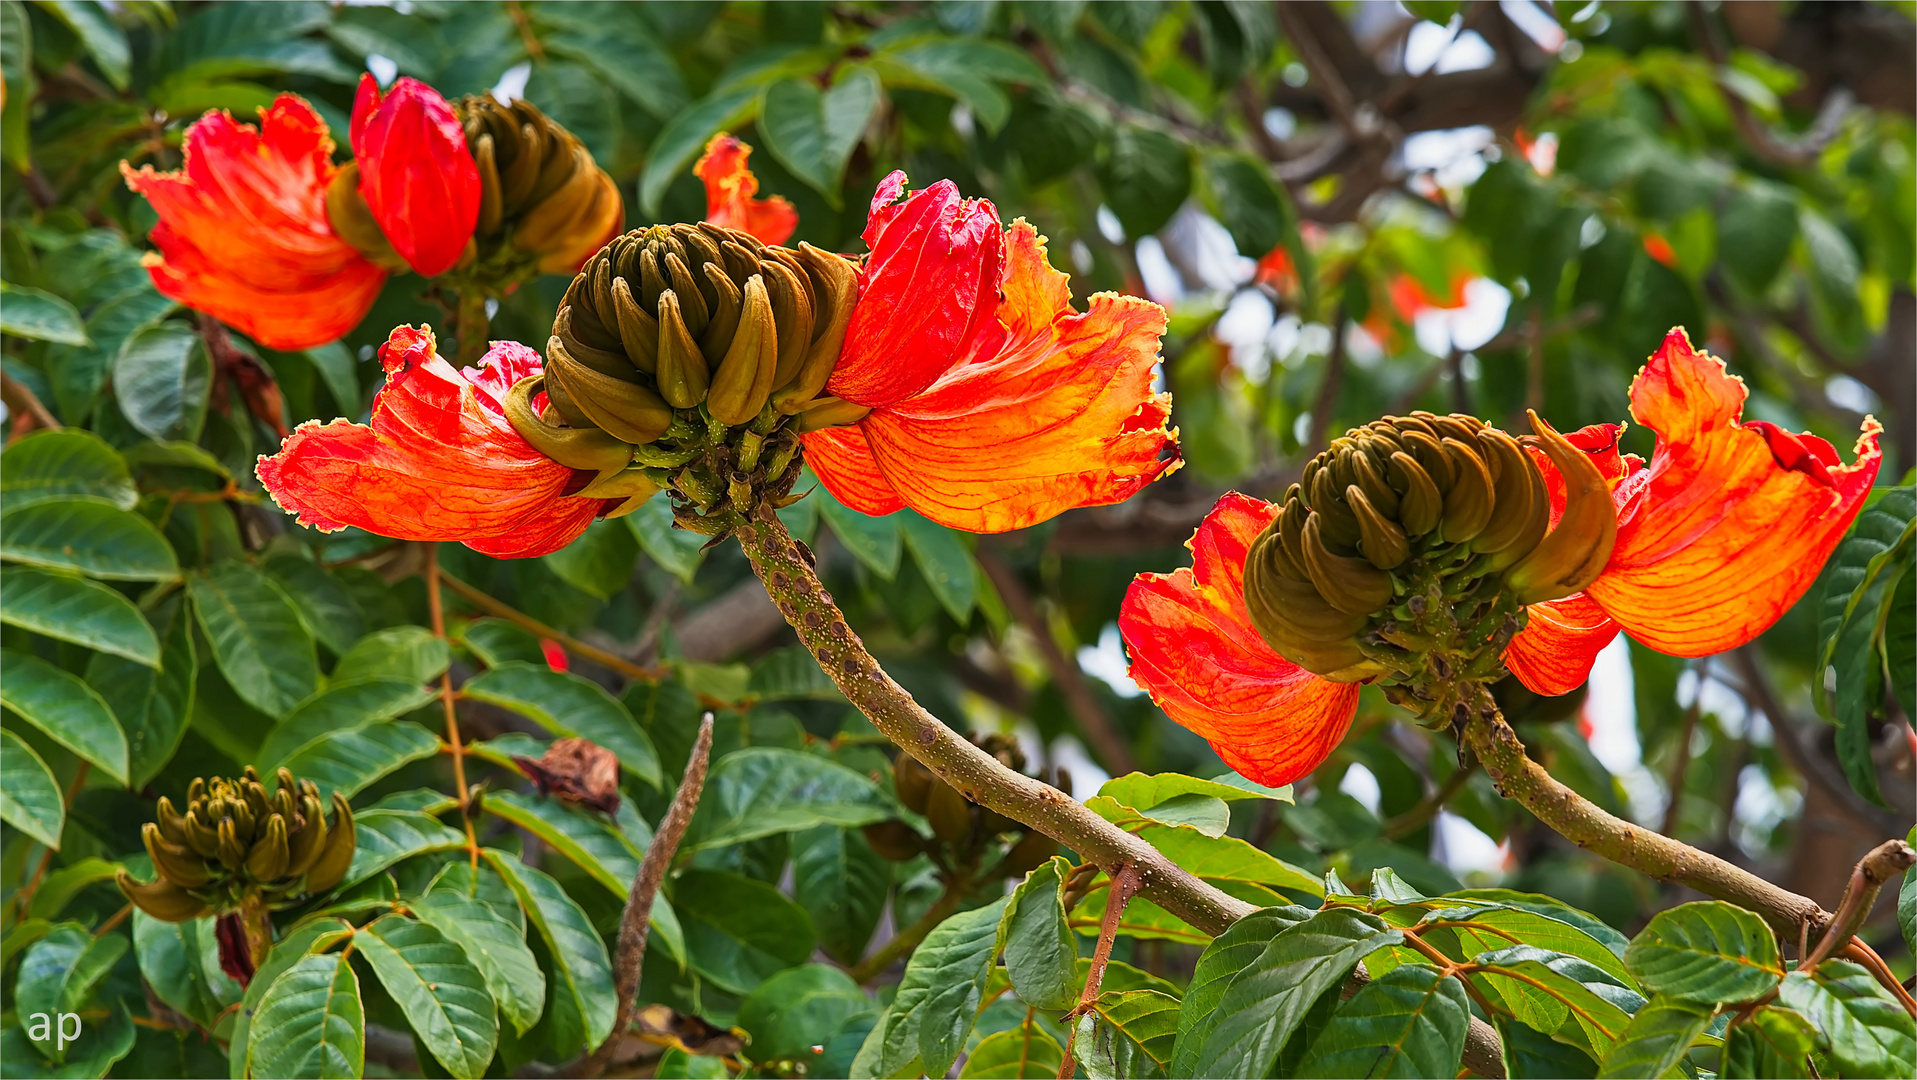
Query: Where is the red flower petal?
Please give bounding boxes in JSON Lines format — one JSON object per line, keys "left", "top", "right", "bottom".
{"left": 1119, "top": 493, "right": 1360, "bottom": 787}
{"left": 1586, "top": 328, "right": 1883, "bottom": 656}
{"left": 695, "top": 133, "right": 797, "bottom": 246}
{"left": 122, "top": 96, "right": 386, "bottom": 350}
{"left": 799, "top": 425, "right": 907, "bottom": 517}
{"left": 256, "top": 327, "right": 598, "bottom": 556}
{"left": 833, "top": 217, "right": 1177, "bottom": 533}
{"left": 350, "top": 75, "right": 480, "bottom": 278}
{"left": 1504, "top": 593, "right": 1620, "bottom": 696}
{"left": 828, "top": 173, "right": 1006, "bottom": 409}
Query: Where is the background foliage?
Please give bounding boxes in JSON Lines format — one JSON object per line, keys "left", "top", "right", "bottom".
{"left": 0, "top": 1, "right": 1912, "bottom": 1078}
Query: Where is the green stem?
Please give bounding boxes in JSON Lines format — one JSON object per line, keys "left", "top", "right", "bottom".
{"left": 732, "top": 507, "right": 1256, "bottom": 938}
{"left": 1460, "top": 685, "right": 1833, "bottom": 942}
{"left": 454, "top": 291, "right": 491, "bottom": 366}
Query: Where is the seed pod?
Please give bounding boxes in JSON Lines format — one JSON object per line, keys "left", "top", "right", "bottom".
{"left": 547, "top": 338, "right": 675, "bottom": 445}
{"left": 925, "top": 781, "right": 975, "bottom": 846}
{"left": 894, "top": 755, "right": 935, "bottom": 815}
{"left": 304, "top": 793, "right": 357, "bottom": 894}
{"left": 1002, "top": 831, "right": 1058, "bottom": 877}
{"left": 861, "top": 821, "right": 924, "bottom": 862}
{"left": 117, "top": 871, "right": 208, "bottom": 923}
{"left": 460, "top": 96, "right": 623, "bottom": 274}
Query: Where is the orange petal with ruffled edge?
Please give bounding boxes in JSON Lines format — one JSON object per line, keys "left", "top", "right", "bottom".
{"left": 123, "top": 96, "right": 386, "bottom": 350}
{"left": 1585, "top": 328, "right": 1882, "bottom": 656}
{"left": 1119, "top": 493, "right": 1360, "bottom": 787}
{"left": 840, "top": 220, "right": 1177, "bottom": 533}
{"left": 800, "top": 425, "right": 907, "bottom": 517}
{"left": 256, "top": 326, "right": 605, "bottom": 556}
{"left": 1504, "top": 593, "right": 1620, "bottom": 696}
{"left": 695, "top": 134, "right": 797, "bottom": 246}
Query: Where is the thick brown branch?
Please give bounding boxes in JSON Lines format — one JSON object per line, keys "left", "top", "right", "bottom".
{"left": 1802, "top": 839, "right": 1916, "bottom": 970}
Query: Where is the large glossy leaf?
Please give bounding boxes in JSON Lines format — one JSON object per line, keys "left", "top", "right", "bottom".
{"left": 637, "top": 85, "right": 760, "bottom": 214}
{"left": 0, "top": 282, "right": 88, "bottom": 343}
{"left": 113, "top": 321, "right": 211, "bottom": 441}
{"left": 481, "top": 849, "right": 616, "bottom": 1059}
{"left": 0, "top": 648, "right": 128, "bottom": 782}
{"left": 738, "top": 963, "right": 873, "bottom": 1065}
{"left": 1, "top": 566, "right": 156, "bottom": 666}
{"left": 1776, "top": 960, "right": 1915, "bottom": 1078}
{"left": 227, "top": 917, "right": 356, "bottom": 1079}
{"left": 1415, "top": 904, "right": 1633, "bottom": 986}
{"left": 86, "top": 594, "right": 195, "bottom": 787}
{"left": 818, "top": 488, "right": 901, "bottom": 579}
{"left": 132, "top": 912, "right": 239, "bottom": 1031}
{"left": 0, "top": 729, "right": 65, "bottom": 846}
{"left": 189, "top": 561, "right": 319, "bottom": 718}
{"left": 1719, "top": 1004, "right": 1816, "bottom": 1080}
{"left": 37, "top": 0, "right": 131, "bottom": 90}
{"left": 337, "top": 810, "right": 468, "bottom": 891}
{"left": 1448, "top": 889, "right": 1630, "bottom": 958}
{"left": 898, "top": 510, "right": 978, "bottom": 622}
{"left": 759, "top": 68, "right": 880, "bottom": 203}
{"left": 1469, "top": 946, "right": 1636, "bottom": 1063}
{"left": 247, "top": 952, "right": 364, "bottom": 1079}
{"left": 1073, "top": 990, "right": 1180, "bottom": 1079}
{"left": 0, "top": 430, "right": 136, "bottom": 512}
{"left": 790, "top": 824, "right": 889, "bottom": 965}
{"left": 960, "top": 1021, "right": 1065, "bottom": 1079}
{"left": 331, "top": 625, "right": 451, "bottom": 685}
{"left": 1191, "top": 908, "right": 1402, "bottom": 1079}
{"left": 626, "top": 496, "right": 708, "bottom": 583}
{"left": 1096, "top": 124, "right": 1191, "bottom": 237}
{"left": 263, "top": 555, "right": 367, "bottom": 657}
{"left": 1624, "top": 901, "right": 1782, "bottom": 1004}
{"left": 460, "top": 663, "right": 660, "bottom": 787}
{"left": 541, "top": 518, "right": 639, "bottom": 600}
{"left": 257, "top": 679, "right": 435, "bottom": 771}
{"left": 862, "top": 897, "right": 1008, "bottom": 1080}
{"left": 999, "top": 857, "right": 1078, "bottom": 1011}
{"left": 1497, "top": 1014, "right": 1599, "bottom": 1079}
{"left": 673, "top": 868, "right": 817, "bottom": 996}
{"left": 1170, "top": 905, "right": 1315, "bottom": 1075}
{"left": 687, "top": 746, "right": 891, "bottom": 851}
{"left": 1292, "top": 965, "right": 1469, "bottom": 1078}
{"left": 0, "top": 499, "right": 178, "bottom": 580}
{"left": 411, "top": 890, "right": 546, "bottom": 1037}
{"left": 357, "top": 915, "right": 498, "bottom": 1079}
{"left": 277, "top": 720, "right": 439, "bottom": 801}
{"left": 16, "top": 924, "right": 127, "bottom": 1059}
{"left": 1597, "top": 994, "right": 1715, "bottom": 1079}
{"left": 480, "top": 791, "right": 638, "bottom": 891}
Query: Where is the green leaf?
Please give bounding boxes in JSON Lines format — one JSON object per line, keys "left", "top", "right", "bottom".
{"left": 263, "top": 555, "right": 367, "bottom": 657}
{"left": 791, "top": 824, "right": 889, "bottom": 965}
{"left": 302, "top": 341, "right": 359, "bottom": 413}
{"left": 627, "top": 496, "right": 708, "bottom": 584}
{"left": 1888, "top": 567, "right": 1914, "bottom": 716}
{"left": 739, "top": 963, "right": 873, "bottom": 1064}
{"left": 0, "top": 648, "right": 128, "bottom": 782}
{"left": 1414, "top": 903, "right": 1633, "bottom": 987}
{"left": 1470, "top": 946, "right": 1636, "bottom": 1062}
{"left": 899, "top": 510, "right": 977, "bottom": 622}
{"left": 331, "top": 625, "right": 450, "bottom": 685}
{"left": 16, "top": 924, "right": 127, "bottom": 1061}
{"left": 673, "top": 868, "right": 816, "bottom": 996}
{"left": 870, "top": 897, "right": 1009, "bottom": 1079}
{"left": 872, "top": 38, "right": 1042, "bottom": 131}
{"left": 1098, "top": 772, "right": 1293, "bottom": 809}
{"left": 460, "top": 618, "right": 547, "bottom": 668}
{"left": 1447, "top": 889, "right": 1631, "bottom": 958}
{"left": 1625, "top": 901, "right": 1782, "bottom": 1005}
{"left": 638, "top": 85, "right": 760, "bottom": 215}
{"left": 1000, "top": 857, "right": 1078, "bottom": 1011}
{"left": 1171, "top": 906, "right": 1315, "bottom": 1076}
{"left": 1798, "top": 207, "right": 1863, "bottom": 347}
{"left": 411, "top": 890, "right": 546, "bottom": 1038}
{"left": 113, "top": 321, "right": 211, "bottom": 442}
{"left": 132, "top": 912, "right": 239, "bottom": 1031}
{"left": 339, "top": 810, "right": 469, "bottom": 891}
{"left": 189, "top": 561, "right": 319, "bottom": 718}
{"left": 1776, "top": 960, "right": 1915, "bottom": 1078}
{"left": 818, "top": 488, "right": 902, "bottom": 579}
{"left": 258, "top": 679, "right": 436, "bottom": 771}
{"left": 961, "top": 1021, "right": 1065, "bottom": 1078}
{"left": 38, "top": 1, "right": 130, "bottom": 89}
{"left": 1189, "top": 908, "right": 1402, "bottom": 1078}
{"left": 1597, "top": 994, "right": 1715, "bottom": 1079}
{"left": 544, "top": 23, "right": 687, "bottom": 119}
{"left": 759, "top": 67, "right": 881, "bottom": 204}
{"left": 26, "top": 857, "right": 120, "bottom": 920}
{"left": 1720, "top": 1004, "right": 1816, "bottom": 1080}
{"left": 1497, "top": 1014, "right": 1598, "bottom": 1079}
{"left": 0, "top": 499, "right": 179, "bottom": 580}
{"left": 542, "top": 518, "right": 640, "bottom": 600}
{"left": 228, "top": 917, "right": 356, "bottom": 1078}
{"left": 279, "top": 721, "right": 440, "bottom": 801}
{"left": 1718, "top": 183, "right": 1798, "bottom": 295}
{"left": 0, "top": 728, "right": 64, "bottom": 846}
{"left": 747, "top": 645, "right": 844, "bottom": 702}
{"left": 480, "top": 791, "right": 639, "bottom": 892}
{"left": 1073, "top": 989, "right": 1180, "bottom": 1078}
{"left": 1902, "top": 824, "right": 1917, "bottom": 962}
{"left": 0, "top": 282, "right": 88, "bottom": 344}
{"left": 0, "top": 430, "right": 136, "bottom": 512}
{"left": 88, "top": 596, "right": 195, "bottom": 788}
{"left": 1294, "top": 963, "right": 1470, "bottom": 1079}
{"left": 688, "top": 746, "right": 891, "bottom": 851}
{"left": 460, "top": 663, "right": 661, "bottom": 787}
{"left": 48, "top": 283, "right": 177, "bottom": 424}
{"left": 247, "top": 952, "right": 364, "bottom": 1079}
{"left": 1097, "top": 124, "right": 1191, "bottom": 238}
{"left": 1, "top": 566, "right": 157, "bottom": 666}
{"left": 481, "top": 849, "right": 616, "bottom": 1059}
{"left": 1205, "top": 152, "right": 1296, "bottom": 261}
{"left": 357, "top": 914, "right": 498, "bottom": 1079}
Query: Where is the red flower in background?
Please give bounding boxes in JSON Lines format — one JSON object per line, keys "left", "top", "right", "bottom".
{"left": 1120, "top": 328, "right": 1881, "bottom": 786}
{"left": 122, "top": 97, "right": 387, "bottom": 351}
{"left": 803, "top": 172, "right": 1179, "bottom": 533}
{"left": 695, "top": 134, "right": 797, "bottom": 246}
{"left": 349, "top": 75, "right": 481, "bottom": 278}
{"left": 257, "top": 326, "right": 615, "bottom": 558}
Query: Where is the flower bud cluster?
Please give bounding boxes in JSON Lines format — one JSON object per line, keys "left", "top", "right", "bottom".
{"left": 118, "top": 767, "right": 356, "bottom": 923}
{"left": 505, "top": 223, "right": 861, "bottom": 529}
{"left": 1243, "top": 410, "right": 1615, "bottom": 722}
{"left": 864, "top": 737, "right": 1067, "bottom": 880}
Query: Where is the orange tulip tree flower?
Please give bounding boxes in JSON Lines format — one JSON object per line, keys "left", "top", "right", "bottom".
{"left": 695, "top": 133, "right": 798, "bottom": 246}
{"left": 1120, "top": 328, "right": 1881, "bottom": 786}
{"left": 127, "top": 80, "right": 620, "bottom": 352}
{"left": 801, "top": 172, "right": 1178, "bottom": 532}
{"left": 258, "top": 147, "right": 1179, "bottom": 555}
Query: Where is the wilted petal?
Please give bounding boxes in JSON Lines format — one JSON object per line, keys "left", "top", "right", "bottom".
{"left": 828, "top": 173, "right": 1006, "bottom": 409}
{"left": 695, "top": 133, "right": 797, "bottom": 246}
{"left": 850, "top": 220, "right": 1177, "bottom": 533}
{"left": 1119, "top": 493, "right": 1360, "bottom": 787}
{"left": 256, "top": 327, "right": 600, "bottom": 556}
{"left": 1504, "top": 593, "right": 1620, "bottom": 697}
{"left": 1586, "top": 328, "right": 1883, "bottom": 656}
{"left": 122, "top": 96, "right": 386, "bottom": 350}
{"left": 799, "top": 425, "right": 907, "bottom": 517}
{"left": 350, "top": 75, "right": 480, "bottom": 277}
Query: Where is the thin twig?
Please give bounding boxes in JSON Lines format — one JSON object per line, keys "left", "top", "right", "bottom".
{"left": 1802, "top": 839, "right": 1916, "bottom": 972}
{"left": 1660, "top": 657, "right": 1710, "bottom": 838}
{"left": 1058, "top": 862, "right": 1143, "bottom": 1080}
{"left": 1383, "top": 758, "right": 1476, "bottom": 840}
{"left": 435, "top": 565, "right": 668, "bottom": 683}
{"left": 850, "top": 881, "right": 969, "bottom": 984}
{"left": 582, "top": 713, "right": 714, "bottom": 1077}
{"left": 1307, "top": 303, "right": 1349, "bottom": 455}
{"left": 425, "top": 546, "right": 478, "bottom": 850}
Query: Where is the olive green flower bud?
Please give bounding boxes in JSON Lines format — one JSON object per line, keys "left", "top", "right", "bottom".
{"left": 461, "top": 95, "right": 623, "bottom": 276}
